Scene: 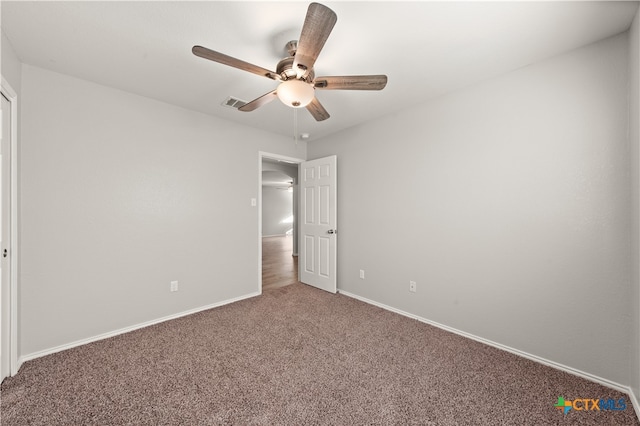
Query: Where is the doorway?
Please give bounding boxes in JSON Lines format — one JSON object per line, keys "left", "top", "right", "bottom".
{"left": 1, "top": 77, "right": 18, "bottom": 381}
{"left": 259, "top": 153, "right": 302, "bottom": 292}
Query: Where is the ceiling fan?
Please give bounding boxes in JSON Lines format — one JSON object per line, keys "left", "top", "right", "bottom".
{"left": 192, "top": 2, "right": 387, "bottom": 121}
{"left": 277, "top": 181, "right": 295, "bottom": 192}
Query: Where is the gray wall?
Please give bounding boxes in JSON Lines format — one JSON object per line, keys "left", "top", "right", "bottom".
{"left": 1, "top": 31, "right": 22, "bottom": 94}
{"left": 262, "top": 186, "right": 293, "bottom": 237}
{"left": 630, "top": 7, "right": 640, "bottom": 402}
{"left": 19, "top": 65, "right": 306, "bottom": 356}
{"left": 309, "top": 34, "right": 632, "bottom": 387}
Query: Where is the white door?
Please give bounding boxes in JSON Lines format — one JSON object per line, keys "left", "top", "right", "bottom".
{"left": 299, "top": 155, "right": 337, "bottom": 293}
{"left": 0, "top": 93, "right": 10, "bottom": 381}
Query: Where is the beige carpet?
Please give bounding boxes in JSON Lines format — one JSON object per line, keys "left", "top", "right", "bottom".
{"left": 1, "top": 283, "right": 638, "bottom": 425}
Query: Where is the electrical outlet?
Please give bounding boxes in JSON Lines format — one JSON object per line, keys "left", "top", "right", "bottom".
{"left": 409, "top": 281, "right": 416, "bottom": 293}
{"left": 170, "top": 280, "right": 179, "bottom": 292}
{"left": 359, "top": 269, "right": 365, "bottom": 279}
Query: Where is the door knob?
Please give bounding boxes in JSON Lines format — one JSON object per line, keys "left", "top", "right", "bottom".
{"left": 3, "top": 249, "right": 7, "bottom": 258}
{"left": 327, "top": 229, "right": 336, "bottom": 234}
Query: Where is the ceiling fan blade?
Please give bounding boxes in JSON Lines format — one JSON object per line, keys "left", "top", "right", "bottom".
{"left": 238, "top": 90, "right": 278, "bottom": 112}
{"left": 293, "top": 3, "right": 337, "bottom": 76}
{"left": 314, "top": 75, "right": 388, "bottom": 91}
{"left": 306, "top": 97, "right": 330, "bottom": 121}
{"left": 192, "top": 46, "right": 279, "bottom": 80}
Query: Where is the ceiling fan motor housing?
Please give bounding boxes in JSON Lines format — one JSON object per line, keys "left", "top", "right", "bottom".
{"left": 276, "top": 53, "right": 315, "bottom": 82}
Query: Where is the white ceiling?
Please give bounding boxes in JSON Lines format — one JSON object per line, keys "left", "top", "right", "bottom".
{"left": 2, "top": 1, "right": 638, "bottom": 142}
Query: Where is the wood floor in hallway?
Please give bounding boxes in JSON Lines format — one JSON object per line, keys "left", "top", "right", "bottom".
{"left": 262, "top": 235, "right": 298, "bottom": 291}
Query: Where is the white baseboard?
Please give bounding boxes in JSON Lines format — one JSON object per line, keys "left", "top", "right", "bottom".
{"left": 338, "top": 290, "right": 633, "bottom": 397}
{"left": 18, "top": 291, "right": 261, "bottom": 368}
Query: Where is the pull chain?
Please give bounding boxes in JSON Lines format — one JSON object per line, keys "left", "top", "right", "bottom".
{"left": 294, "top": 108, "right": 299, "bottom": 145}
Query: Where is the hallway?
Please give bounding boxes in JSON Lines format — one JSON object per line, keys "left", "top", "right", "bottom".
{"left": 262, "top": 235, "right": 298, "bottom": 291}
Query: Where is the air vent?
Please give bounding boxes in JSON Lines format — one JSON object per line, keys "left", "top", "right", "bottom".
{"left": 222, "top": 96, "right": 247, "bottom": 109}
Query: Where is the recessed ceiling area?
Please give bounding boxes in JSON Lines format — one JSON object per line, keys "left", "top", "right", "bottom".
{"left": 2, "top": 1, "right": 638, "bottom": 141}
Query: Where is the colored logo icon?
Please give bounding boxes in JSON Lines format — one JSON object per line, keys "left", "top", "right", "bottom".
{"left": 555, "top": 396, "right": 572, "bottom": 414}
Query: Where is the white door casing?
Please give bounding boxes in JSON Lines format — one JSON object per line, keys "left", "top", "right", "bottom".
{"left": 0, "top": 92, "right": 10, "bottom": 380}
{"left": 1, "top": 76, "right": 18, "bottom": 378}
{"left": 299, "top": 155, "right": 337, "bottom": 293}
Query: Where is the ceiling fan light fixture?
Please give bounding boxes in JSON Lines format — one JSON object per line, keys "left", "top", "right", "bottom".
{"left": 277, "top": 79, "right": 314, "bottom": 108}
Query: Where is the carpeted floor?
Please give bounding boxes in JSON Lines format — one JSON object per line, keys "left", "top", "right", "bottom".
{"left": 1, "top": 283, "right": 638, "bottom": 425}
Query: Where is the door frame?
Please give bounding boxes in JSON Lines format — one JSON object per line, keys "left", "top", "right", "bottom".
{"left": 257, "top": 151, "right": 304, "bottom": 293}
{"left": 1, "top": 76, "right": 19, "bottom": 377}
